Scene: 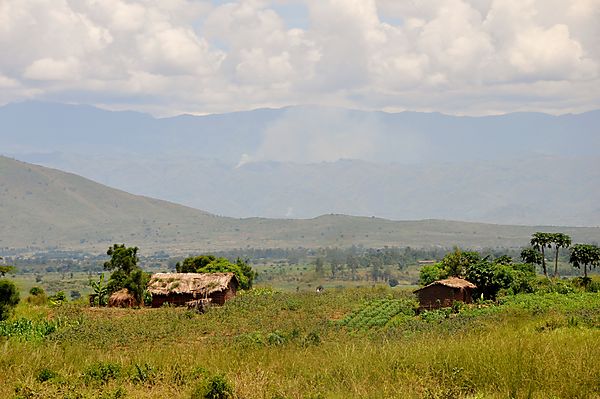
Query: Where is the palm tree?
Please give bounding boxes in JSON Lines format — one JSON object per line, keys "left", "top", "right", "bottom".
{"left": 530, "top": 232, "right": 552, "bottom": 277}
{"left": 550, "top": 233, "right": 571, "bottom": 278}
{"left": 569, "top": 244, "right": 600, "bottom": 279}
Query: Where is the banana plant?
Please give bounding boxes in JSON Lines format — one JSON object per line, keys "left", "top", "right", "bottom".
{"left": 89, "top": 274, "right": 108, "bottom": 307}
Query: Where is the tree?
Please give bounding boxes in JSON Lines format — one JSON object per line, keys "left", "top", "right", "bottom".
{"left": 0, "top": 265, "right": 15, "bottom": 277}
{"left": 466, "top": 259, "right": 535, "bottom": 300}
{"left": 104, "top": 244, "right": 139, "bottom": 275}
{"left": 530, "top": 232, "right": 553, "bottom": 277}
{"left": 0, "top": 279, "right": 20, "bottom": 321}
{"left": 521, "top": 247, "right": 543, "bottom": 267}
{"left": 569, "top": 243, "right": 600, "bottom": 279}
{"left": 176, "top": 255, "right": 216, "bottom": 273}
{"left": 103, "top": 244, "right": 148, "bottom": 304}
{"left": 440, "top": 247, "right": 480, "bottom": 278}
{"left": 176, "top": 255, "right": 255, "bottom": 290}
{"left": 550, "top": 233, "right": 571, "bottom": 278}
{"left": 419, "top": 263, "right": 445, "bottom": 286}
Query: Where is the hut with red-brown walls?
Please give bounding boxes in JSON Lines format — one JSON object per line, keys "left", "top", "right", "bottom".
{"left": 147, "top": 272, "right": 238, "bottom": 307}
{"left": 414, "top": 277, "right": 477, "bottom": 310}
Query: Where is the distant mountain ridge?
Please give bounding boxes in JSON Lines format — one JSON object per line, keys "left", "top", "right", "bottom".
{"left": 1, "top": 101, "right": 599, "bottom": 226}
{"left": 1, "top": 156, "right": 600, "bottom": 254}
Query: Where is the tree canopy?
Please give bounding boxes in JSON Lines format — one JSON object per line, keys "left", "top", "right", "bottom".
{"left": 530, "top": 232, "right": 553, "bottom": 277}
{"left": 569, "top": 243, "right": 600, "bottom": 279}
{"left": 419, "top": 249, "right": 536, "bottom": 299}
{"left": 103, "top": 244, "right": 148, "bottom": 304}
{"left": 176, "top": 255, "right": 255, "bottom": 290}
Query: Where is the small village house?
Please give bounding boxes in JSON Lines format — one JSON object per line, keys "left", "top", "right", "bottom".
{"left": 147, "top": 272, "right": 238, "bottom": 308}
{"left": 414, "top": 277, "right": 477, "bottom": 310}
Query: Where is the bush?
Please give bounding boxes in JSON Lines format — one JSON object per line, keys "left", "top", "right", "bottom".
{"left": 26, "top": 286, "right": 48, "bottom": 306}
{"left": 0, "top": 279, "right": 20, "bottom": 321}
{"left": 36, "top": 368, "right": 59, "bottom": 383}
{"left": 191, "top": 374, "right": 234, "bottom": 399}
{"left": 83, "top": 362, "right": 122, "bottom": 385}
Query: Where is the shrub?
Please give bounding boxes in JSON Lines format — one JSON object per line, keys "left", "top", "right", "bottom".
{"left": 36, "top": 368, "right": 59, "bottom": 383}
{"left": 191, "top": 374, "right": 234, "bottom": 399}
{"left": 26, "top": 286, "right": 48, "bottom": 306}
{"left": 83, "top": 362, "right": 122, "bottom": 385}
{"left": 0, "top": 279, "right": 20, "bottom": 321}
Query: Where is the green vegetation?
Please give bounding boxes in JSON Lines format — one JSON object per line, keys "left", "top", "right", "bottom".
{"left": 1, "top": 286, "right": 600, "bottom": 398}
{"left": 569, "top": 243, "right": 600, "bottom": 279}
{"left": 104, "top": 244, "right": 149, "bottom": 303}
{"left": 0, "top": 279, "right": 20, "bottom": 321}
{"left": 418, "top": 249, "right": 536, "bottom": 299}
{"left": 176, "top": 255, "right": 255, "bottom": 289}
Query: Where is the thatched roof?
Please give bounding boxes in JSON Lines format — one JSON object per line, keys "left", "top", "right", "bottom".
{"left": 108, "top": 288, "right": 138, "bottom": 308}
{"left": 147, "top": 272, "right": 238, "bottom": 296}
{"left": 414, "top": 277, "right": 477, "bottom": 292}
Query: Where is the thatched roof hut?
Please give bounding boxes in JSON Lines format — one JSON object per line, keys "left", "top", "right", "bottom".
{"left": 108, "top": 288, "right": 138, "bottom": 308}
{"left": 414, "top": 277, "right": 477, "bottom": 310}
{"left": 147, "top": 272, "right": 238, "bottom": 307}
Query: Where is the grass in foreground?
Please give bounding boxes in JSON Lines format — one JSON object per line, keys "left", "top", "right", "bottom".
{"left": 1, "top": 288, "right": 600, "bottom": 398}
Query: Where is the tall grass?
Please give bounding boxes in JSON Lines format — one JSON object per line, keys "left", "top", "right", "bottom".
{"left": 1, "top": 288, "right": 600, "bottom": 398}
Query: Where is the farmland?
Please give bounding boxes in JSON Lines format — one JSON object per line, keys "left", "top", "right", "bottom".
{"left": 1, "top": 286, "right": 600, "bottom": 398}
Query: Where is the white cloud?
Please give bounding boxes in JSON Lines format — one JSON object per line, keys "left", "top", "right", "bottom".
{"left": 0, "top": 0, "right": 598, "bottom": 115}
{"left": 24, "top": 57, "right": 81, "bottom": 81}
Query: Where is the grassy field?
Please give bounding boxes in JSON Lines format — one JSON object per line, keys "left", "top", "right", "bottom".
{"left": 1, "top": 286, "right": 600, "bottom": 398}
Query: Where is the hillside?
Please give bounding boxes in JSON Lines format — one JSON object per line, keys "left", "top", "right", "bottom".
{"left": 1, "top": 156, "right": 600, "bottom": 254}
{"left": 2, "top": 102, "right": 600, "bottom": 226}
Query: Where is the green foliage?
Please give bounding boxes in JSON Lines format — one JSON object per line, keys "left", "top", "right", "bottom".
{"left": 0, "top": 279, "right": 20, "bottom": 320}
{"left": 0, "top": 265, "right": 16, "bottom": 277}
{"left": 530, "top": 232, "right": 553, "bottom": 276}
{"left": 520, "top": 247, "right": 542, "bottom": 266}
{"left": 549, "top": 233, "right": 571, "bottom": 277}
{"left": 0, "top": 318, "right": 60, "bottom": 340}
{"left": 440, "top": 248, "right": 481, "bottom": 277}
{"left": 29, "top": 286, "right": 45, "bottom": 296}
{"left": 177, "top": 255, "right": 216, "bottom": 273}
{"left": 104, "top": 244, "right": 139, "bottom": 274}
{"left": 36, "top": 368, "right": 59, "bottom": 383}
{"left": 89, "top": 274, "right": 109, "bottom": 306}
{"left": 340, "top": 298, "right": 417, "bottom": 331}
{"left": 104, "top": 244, "right": 148, "bottom": 303}
{"left": 26, "top": 286, "right": 48, "bottom": 306}
{"left": 569, "top": 243, "right": 600, "bottom": 279}
{"left": 176, "top": 255, "right": 255, "bottom": 290}
{"left": 419, "top": 263, "right": 446, "bottom": 285}
{"left": 418, "top": 248, "right": 480, "bottom": 285}
{"left": 49, "top": 291, "right": 67, "bottom": 305}
{"left": 83, "top": 362, "right": 122, "bottom": 385}
{"left": 466, "top": 260, "right": 536, "bottom": 299}
{"left": 192, "top": 374, "right": 234, "bottom": 399}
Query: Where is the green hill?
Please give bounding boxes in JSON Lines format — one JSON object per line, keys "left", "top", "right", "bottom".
{"left": 1, "top": 156, "right": 599, "bottom": 254}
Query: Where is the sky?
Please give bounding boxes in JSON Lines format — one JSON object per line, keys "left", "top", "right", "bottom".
{"left": 1, "top": 0, "right": 599, "bottom": 116}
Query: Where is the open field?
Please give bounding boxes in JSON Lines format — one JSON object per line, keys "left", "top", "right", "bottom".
{"left": 2, "top": 287, "right": 600, "bottom": 398}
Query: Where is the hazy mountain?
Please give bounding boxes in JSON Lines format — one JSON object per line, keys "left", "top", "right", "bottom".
{"left": 2, "top": 101, "right": 599, "bottom": 226}
{"left": 2, "top": 156, "right": 600, "bottom": 253}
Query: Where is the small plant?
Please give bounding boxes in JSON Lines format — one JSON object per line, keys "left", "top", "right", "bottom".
{"left": 131, "top": 363, "right": 157, "bottom": 385}
{"left": 191, "top": 374, "right": 234, "bottom": 399}
{"left": 83, "top": 362, "right": 121, "bottom": 385}
{"left": 36, "top": 368, "right": 59, "bottom": 383}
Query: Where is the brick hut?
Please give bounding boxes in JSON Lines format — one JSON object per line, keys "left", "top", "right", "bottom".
{"left": 414, "top": 277, "right": 477, "bottom": 310}
{"left": 147, "top": 272, "right": 238, "bottom": 308}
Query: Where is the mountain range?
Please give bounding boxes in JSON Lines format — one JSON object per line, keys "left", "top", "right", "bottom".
{"left": 1, "top": 101, "right": 599, "bottom": 226}
{"left": 1, "top": 156, "right": 600, "bottom": 254}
